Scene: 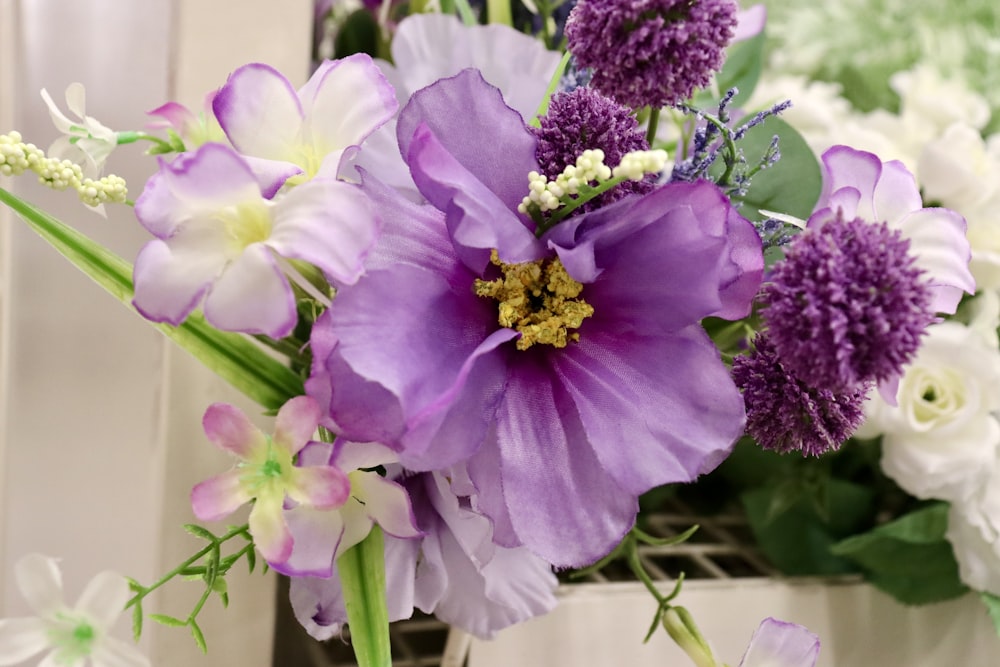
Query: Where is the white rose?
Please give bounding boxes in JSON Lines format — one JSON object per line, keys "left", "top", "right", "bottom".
{"left": 891, "top": 66, "right": 991, "bottom": 136}
{"left": 918, "top": 123, "right": 1000, "bottom": 211}
{"left": 947, "top": 484, "right": 1000, "bottom": 595}
{"left": 860, "top": 322, "right": 1000, "bottom": 503}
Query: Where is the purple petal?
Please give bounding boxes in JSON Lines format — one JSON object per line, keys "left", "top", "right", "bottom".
{"left": 397, "top": 69, "right": 541, "bottom": 215}
{"left": 202, "top": 243, "right": 297, "bottom": 338}
{"left": 273, "top": 395, "right": 322, "bottom": 455}
{"left": 268, "top": 178, "right": 379, "bottom": 285}
{"left": 250, "top": 492, "right": 294, "bottom": 564}
{"left": 274, "top": 505, "right": 345, "bottom": 578}
{"left": 213, "top": 63, "right": 304, "bottom": 161}
{"left": 738, "top": 618, "right": 820, "bottom": 667}
{"left": 733, "top": 5, "right": 767, "bottom": 42}
{"left": 191, "top": 469, "right": 252, "bottom": 521}
{"left": 353, "top": 474, "right": 422, "bottom": 539}
{"left": 871, "top": 158, "right": 924, "bottom": 223}
{"left": 301, "top": 54, "right": 398, "bottom": 165}
{"left": 239, "top": 155, "right": 303, "bottom": 199}
{"left": 406, "top": 122, "right": 543, "bottom": 273}
{"left": 816, "top": 145, "right": 883, "bottom": 216}
{"left": 202, "top": 402, "right": 266, "bottom": 458}
{"left": 288, "top": 466, "right": 350, "bottom": 510}
{"left": 554, "top": 326, "right": 743, "bottom": 495}
{"left": 717, "top": 207, "right": 765, "bottom": 319}
{"left": 145, "top": 101, "right": 196, "bottom": 133}
{"left": 471, "top": 359, "right": 638, "bottom": 567}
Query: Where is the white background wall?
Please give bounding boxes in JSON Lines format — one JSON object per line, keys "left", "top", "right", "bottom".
{"left": 0, "top": 1, "right": 312, "bottom": 664}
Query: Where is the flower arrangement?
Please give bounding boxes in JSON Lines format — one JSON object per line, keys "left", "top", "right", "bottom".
{"left": 0, "top": 0, "right": 993, "bottom": 665}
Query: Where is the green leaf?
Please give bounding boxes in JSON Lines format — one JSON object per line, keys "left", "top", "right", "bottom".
{"left": 0, "top": 187, "right": 304, "bottom": 410}
{"left": 734, "top": 117, "right": 822, "bottom": 222}
{"left": 131, "top": 602, "right": 144, "bottom": 641}
{"left": 149, "top": 614, "right": 188, "bottom": 628}
{"left": 980, "top": 592, "right": 1000, "bottom": 638}
{"left": 334, "top": 9, "right": 379, "bottom": 59}
{"left": 190, "top": 620, "right": 208, "bottom": 654}
{"left": 245, "top": 547, "right": 257, "bottom": 574}
{"left": 831, "top": 504, "right": 969, "bottom": 605}
{"left": 184, "top": 524, "right": 217, "bottom": 542}
{"left": 211, "top": 576, "right": 229, "bottom": 608}
{"left": 338, "top": 527, "right": 392, "bottom": 667}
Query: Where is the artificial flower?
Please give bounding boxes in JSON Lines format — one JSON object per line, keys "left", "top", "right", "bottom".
{"left": 146, "top": 92, "right": 227, "bottom": 150}
{"left": 272, "top": 439, "right": 422, "bottom": 578}
{"left": 290, "top": 470, "right": 558, "bottom": 640}
{"left": 947, "top": 486, "right": 1000, "bottom": 596}
{"left": 132, "top": 142, "right": 379, "bottom": 338}
{"left": 213, "top": 54, "right": 398, "bottom": 194}
{"left": 857, "top": 322, "right": 1000, "bottom": 503}
{"left": 39, "top": 83, "right": 117, "bottom": 178}
{"left": 0, "top": 554, "right": 149, "bottom": 667}
{"left": 737, "top": 617, "right": 820, "bottom": 667}
{"left": 306, "top": 69, "right": 762, "bottom": 567}
{"left": 191, "top": 396, "right": 350, "bottom": 564}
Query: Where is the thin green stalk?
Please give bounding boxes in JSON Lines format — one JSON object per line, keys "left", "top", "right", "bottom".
{"left": 646, "top": 107, "right": 661, "bottom": 146}
{"left": 339, "top": 527, "right": 392, "bottom": 667}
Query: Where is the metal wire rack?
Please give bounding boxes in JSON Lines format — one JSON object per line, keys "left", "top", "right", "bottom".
{"left": 271, "top": 497, "right": 775, "bottom": 666}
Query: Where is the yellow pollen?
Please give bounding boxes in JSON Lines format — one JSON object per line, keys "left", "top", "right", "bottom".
{"left": 215, "top": 200, "right": 272, "bottom": 253}
{"left": 474, "top": 249, "right": 594, "bottom": 351}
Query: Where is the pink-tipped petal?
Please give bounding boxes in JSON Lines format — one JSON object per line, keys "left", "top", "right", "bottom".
{"left": 872, "top": 159, "right": 923, "bottom": 224}
{"left": 14, "top": 554, "right": 64, "bottom": 617}
{"left": 145, "top": 101, "right": 196, "bottom": 132}
{"left": 897, "top": 208, "right": 975, "bottom": 314}
{"left": 249, "top": 493, "right": 294, "bottom": 564}
{"left": 304, "top": 54, "right": 398, "bottom": 159}
{"left": 287, "top": 466, "right": 350, "bottom": 510}
{"left": 202, "top": 403, "right": 265, "bottom": 457}
{"left": 818, "top": 146, "right": 883, "bottom": 215}
{"left": 0, "top": 617, "right": 50, "bottom": 664}
{"left": 213, "top": 63, "right": 305, "bottom": 161}
{"left": 269, "top": 179, "right": 379, "bottom": 286}
{"left": 272, "top": 506, "right": 346, "bottom": 578}
{"left": 738, "top": 618, "right": 820, "bottom": 667}
{"left": 202, "top": 244, "right": 297, "bottom": 338}
{"left": 273, "top": 396, "right": 322, "bottom": 455}
{"left": 354, "top": 474, "right": 422, "bottom": 539}
{"left": 73, "top": 571, "right": 129, "bottom": 632}
{"left": 191, "top": 469, "right": 252, "bottom": 521}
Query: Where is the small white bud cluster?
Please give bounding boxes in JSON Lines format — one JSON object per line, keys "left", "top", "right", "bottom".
{"left": 0, "top": 131, "right": 127, "bottom": 207}
{"left": 518, "top": 149, "right": 613, "bottom": 214}
{"left": 611, "top": 149, "right": 670, "bottom": 181}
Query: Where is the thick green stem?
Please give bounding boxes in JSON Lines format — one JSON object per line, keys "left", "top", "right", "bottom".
{"left": 339, "top": 527, "right": 392, "bottom": 667}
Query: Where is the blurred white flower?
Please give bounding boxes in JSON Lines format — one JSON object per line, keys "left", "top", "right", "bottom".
{"left": 947, "top": 483, "right": 1000, "bottom": 595}
{"left": 857, "top": 322, "right": 1000, "bottom": 503}
{"left": 39, "top": 83, "right": 117, "bottom": 178}
{"left": 0, "top": 554, "right": 149, "bottom": 667}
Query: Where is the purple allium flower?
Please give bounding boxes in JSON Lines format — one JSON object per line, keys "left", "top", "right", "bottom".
{"left": 762, "top": 214, "right": 935, "bottom": 392}
{"left": 565, "top": 0, "right": 738, "bottom": 109}
{"left": 532, "top": 86, "right": 654, "bottom": 212}
{"left": 289, "top": 470, "right": 558, "bottom": 640}
{"left": 306, "top": 70, "right": 764, "bottom": 567}
{"left": 732, "top": 335, "right": 868, "bottom": 457}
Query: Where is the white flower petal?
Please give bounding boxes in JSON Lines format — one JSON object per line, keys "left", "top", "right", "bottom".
{"left": 73, "top": 572, "right": 129, "bottom": 632}
{"left": 39, "top": 88, "right": 77, "bottom": 134}
{"left": 203, "top": 244, "right": 296, "bottom": 338}
{"left": 64, "top": 82, "right": 87, "bottom": 119}
{"left": 0, "top": 617, "right": 51, "bottom": 665}
{"left": 15, "top": 554, "right": 64, "bottom": 617}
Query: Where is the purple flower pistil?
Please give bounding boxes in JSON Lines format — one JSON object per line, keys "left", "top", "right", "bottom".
{"left": 474, "top": 250, "right": 594, "bottom": 351}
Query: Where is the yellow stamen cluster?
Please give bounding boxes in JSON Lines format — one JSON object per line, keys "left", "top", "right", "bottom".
{"left": 0, "top": 131, "right": 127, "bottom": 207}
{"left": 474, "top": 249, "right": 594, "bottom": 351}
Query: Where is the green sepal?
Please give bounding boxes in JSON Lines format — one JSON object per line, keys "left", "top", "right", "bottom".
{"left": 980, "top": 592, "right": 1000, "bottom": 638}
{"left": 338, "top": 526, "right": 391, "bottom": 667}
{"left": 0, "top": 187, "right": 304, "bottom": 410}
{"left": 831, "top": 503, "right": 969, "bottom": 605}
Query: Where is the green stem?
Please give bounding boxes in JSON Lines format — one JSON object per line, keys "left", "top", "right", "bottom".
{"left": 530, "top": 51, "right": 571, "bottom": 128}
{"left": 339, "top": 527, "right": 392, "bottom": 667}
{"left": 646, "top": 107, "right": 661, "bottom": 146}
{"left": 487, "top": 0, "right": 512, "bottom": 26}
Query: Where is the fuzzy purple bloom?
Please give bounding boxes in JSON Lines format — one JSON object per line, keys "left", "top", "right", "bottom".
{"left": 565, "top": 0, "right": 738, "bottom": 109}
{"left": 733, "top": 335, "right": 868, "bottom": 457}
{"left": 532, "top": 86, "right": 654, "bottom": 212}
{"left": 306, "top": 69, "right": 763, "bottom": 567}
{"left": 763, "top": 214, "right": 934, "bottom": 392}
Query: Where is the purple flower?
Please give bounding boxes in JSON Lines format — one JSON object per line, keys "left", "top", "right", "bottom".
{"left": 132, "top": 143, "right": 379, "bottom": 338}
{"left": 565, "top": 0, "right": 738, "bottom": 109}
{"left": 306, "top": 70, "right": 763, "bottom": 567}
{"left": 732, "top": 335, "right": 868, "bottom": 457}
{"left": 762, "top": 214, "right": 934, "bottom": 392}
{"left": 738, "top": 617, "right": 820, "bottom": 667}
{"left": 532, "top": 86, "right": 654, "bottom": 212}
{"left": 213, "top": 55, "right": 398, "bottom": 195}
{"left": 289, "top": 470, "right": 558, "bottom": 640}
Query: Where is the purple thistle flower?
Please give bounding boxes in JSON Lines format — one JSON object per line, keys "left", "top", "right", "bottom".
{"left": 565, "top": 0, "right": 738, "bottom": 109}
{"left": 762, "top": 214, "right": 934, "bottom": 392}
{"left": 532, "top": 86, "right": 654, "bottom": 212}
{"left": 733, "top": 335, "right": 868, "bottom": 457}
{"left": 306, "top": 70, "right": 764, "bottom": 567}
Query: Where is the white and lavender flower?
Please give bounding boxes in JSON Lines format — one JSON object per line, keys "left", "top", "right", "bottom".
{"left": 305, "top": 70, "right": 763, "bottom": 567}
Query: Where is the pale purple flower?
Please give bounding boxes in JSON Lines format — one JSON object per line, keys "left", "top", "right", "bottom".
{"left": 289, "top": 470, "right": 557, "bottom": 640}
{"left": 0, "top": 554, "right": 149, "bottom": 667}
{"left": 146, "top": 92, "right": 226, "bottom": 149}
{"left": 306, "top": 70, "right": 763, "bottom": 567}
{"left": 132, "top": 142, "right": 378, "bottom": 338}
{"left": 737, "top": 617, "right": 820, "bottom": 667}
{"left": 213, "top": 54, "right": 398, "bottom": 195}
{"left": 191, "top": 396, "right": 350, "bottom": 564}
{"left": 272, "top": 440, "right": 422, "bottom": 578}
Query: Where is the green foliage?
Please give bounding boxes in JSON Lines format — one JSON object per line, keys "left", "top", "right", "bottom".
{"left": 711, "top": 30, "right": 767, "bottom": 108}
{"left": 334, "top": 9, "right": 380, "bottom": 59}
{"left": 831, "top": 503, "right": 969, "bottom": 605}
{"left": 0, "top": 187, "right": 304, "bottom": 410}
{"left": 980, "top": 592, "right": 1000, "bottom": 638}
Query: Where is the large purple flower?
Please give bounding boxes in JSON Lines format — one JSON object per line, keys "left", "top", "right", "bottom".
{"left": 306, "top": 70, "right": 763, "bottom": 567}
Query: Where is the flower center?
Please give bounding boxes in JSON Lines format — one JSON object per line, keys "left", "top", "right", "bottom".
{"left": 474, "top": 250, "right": 594, "bottom": 351}
{"left": 216, "top": 201, "right": 272, "bottom": 253}
{"left": 906, "top": 367, "right": 966, "bottom": 428}
{"left": 48, "top": 614, "right": 97, "bottom": 665}
{"left": 240, "top": 436, "right": 293, "bottom": 495}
